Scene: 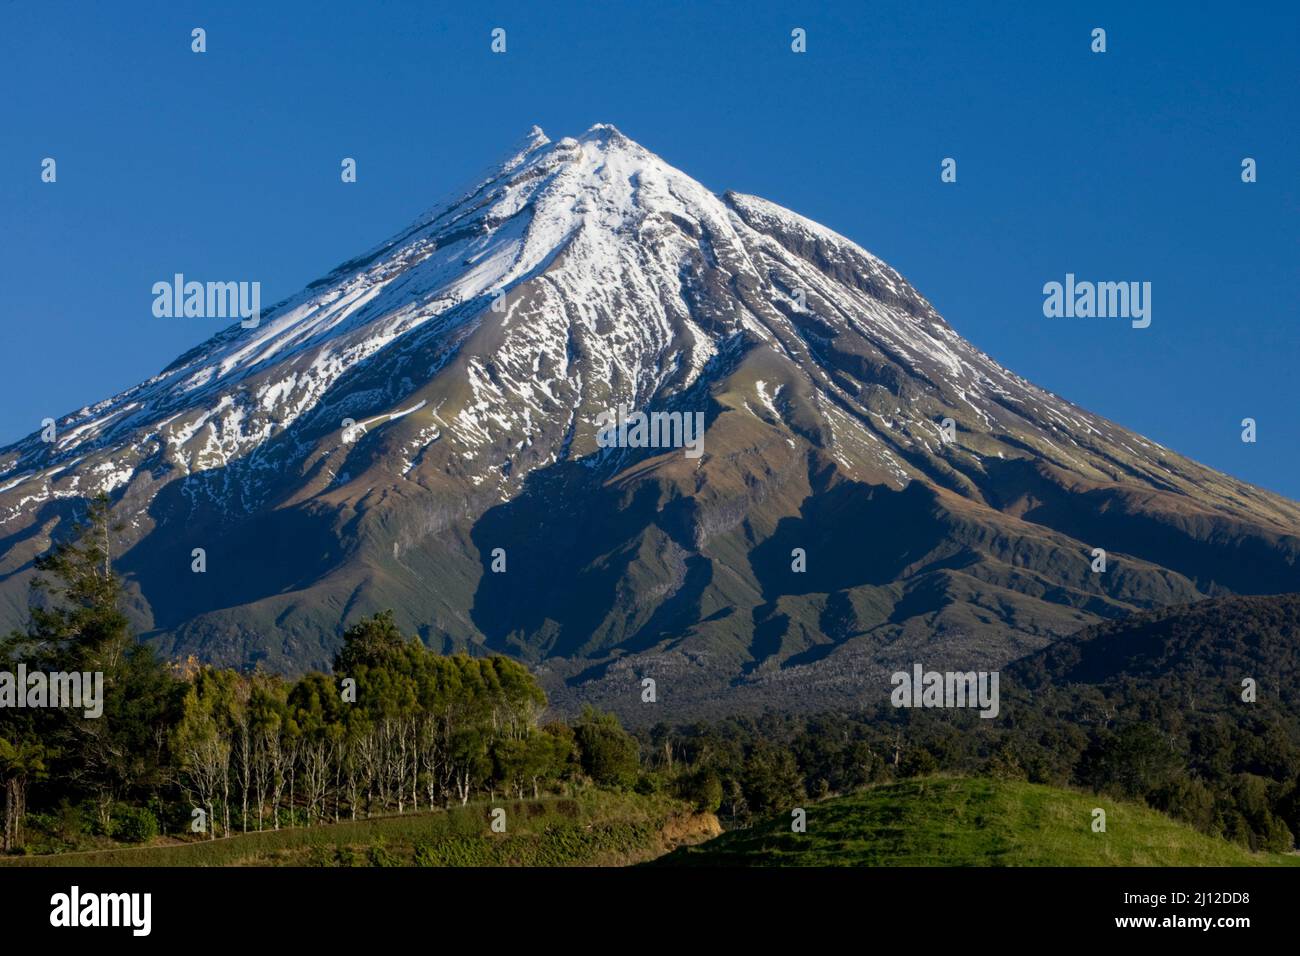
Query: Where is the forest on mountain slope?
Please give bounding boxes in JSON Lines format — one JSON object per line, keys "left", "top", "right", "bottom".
{"left": 3, "top": 496, "right": 1298, "bottom": 860}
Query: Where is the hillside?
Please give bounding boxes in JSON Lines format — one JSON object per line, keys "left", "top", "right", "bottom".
{"left": 656, "top": 777, "right": 1300, "bottom": 867}
{"left": 2, "top": 792, "right": 718, "bottom": 868}
{"left": 1010, "top": 592, "right": 1300, "bottom": 700}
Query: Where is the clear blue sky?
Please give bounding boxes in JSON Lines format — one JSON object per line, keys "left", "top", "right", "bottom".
{"left": 3, "top": 1, "right": 1297, "bottom": 496}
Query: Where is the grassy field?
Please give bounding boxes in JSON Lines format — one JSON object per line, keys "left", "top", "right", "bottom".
{"left": 656, "top": 777, "right": 1300, "bottom": 867}
{"left": 1, "top": 792, "right": 717, "bottom": 867}
{"left": 11, "top": 777, "right": 1294, "bottom": 867}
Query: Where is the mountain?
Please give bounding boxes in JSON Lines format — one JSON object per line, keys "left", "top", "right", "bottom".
{"left": 1, "top": 124, "right": 1297, "bottom": 715}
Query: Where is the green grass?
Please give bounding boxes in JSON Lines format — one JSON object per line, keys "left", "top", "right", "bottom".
{"left": 656, "top": 777, "right": 1300, "bottom": 867}
{"left": 17, "top": 778, "right": 1287, "bottom": 867}
{"left": 1, "top": 791, "right": 700, "bottom": 868}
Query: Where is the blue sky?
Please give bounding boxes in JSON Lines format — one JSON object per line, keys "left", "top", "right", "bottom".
{"left": 3, "top": 1, "right": 1297, "bottom": 495}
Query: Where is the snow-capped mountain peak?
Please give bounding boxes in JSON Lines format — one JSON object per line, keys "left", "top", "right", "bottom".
{"left": 2, "top": 126, "right": 1298, "bottom": 709}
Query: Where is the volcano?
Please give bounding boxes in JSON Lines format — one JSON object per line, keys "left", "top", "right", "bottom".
{"left": 2, "top": 124, "right": 1297, "bottom": 717}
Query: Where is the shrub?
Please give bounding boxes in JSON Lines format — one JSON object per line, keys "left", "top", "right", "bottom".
{"left": 335, "top": 845, "right": 359, "bottom": 867}
{"left": 676, "top": 769, "right": 723, "bottom": 814}
{"left": 54, "top": 801, "right": 86, "bottom": 844}
{"left": 110, "top": 806, "right": 159, "bottom": 844}
{"left": 898, "top": 748, "right": 939, "bottom": 779}
{"left": 367, "top": 839, "right": 397, "bottom": 867}
{"left": 306, "top": 844, "right": 335, "bottom": 867}
{"left": 634, "top": 772, "right": 663, "bottom": 796}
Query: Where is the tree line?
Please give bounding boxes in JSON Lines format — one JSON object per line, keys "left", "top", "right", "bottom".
{"left": 630, "top": 595, "right": 1300, "bottom": 853}
{"left": 0, "top": 499, "right": 638, "bottom": 852}
{"left": 4, "top": 497, "right": 1298, "bottom": 858}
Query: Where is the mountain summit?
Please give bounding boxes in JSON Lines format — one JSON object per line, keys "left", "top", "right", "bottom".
{"left": 2, "top": 125, "right": 1297, "bottom": 715}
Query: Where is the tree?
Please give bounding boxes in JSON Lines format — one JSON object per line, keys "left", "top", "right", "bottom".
{"left": 22, "top": 495, "right": 130, "bottom": 670}
{"left": 676, "top": 767, "right": 723, "bottom": 813}
{"left": 0, "top": 735, "right": 45, "bottom": 851}
{"left": 450, "top": 726, "right": 490, "bottom": 805}
{"left": 333, "top": 611, "right": 408, "bottom": 673}
{"left": 173, "top": 670, "right": 236, "bottom": 839}
{"left": 4, "top": 494, "right": 179, "bottom": 833}
{"left": 573, "top": 708, "right": 639, "bottom": 789}
{"left": 249, "top": 676, "right": 289, "bottom": 829}
{"left": 289, "top": 672, "right": 346, "bottom": 824}
{"left": 740, "top": 743, "right": 804, "bottom": 812}
{"left": 1080, "top": 724, "right": 1181, "bottom": 799}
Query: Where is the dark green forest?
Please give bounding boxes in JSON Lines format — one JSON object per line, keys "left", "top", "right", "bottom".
{"left": 3, "top": 497, "right": 1299, "bottom": 859}
{"left": 634, "top": 594, "right": 1300, "bottom": 853}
